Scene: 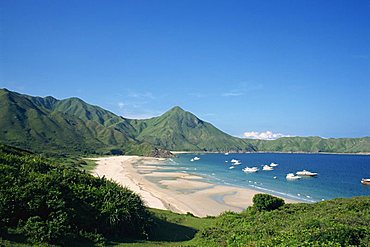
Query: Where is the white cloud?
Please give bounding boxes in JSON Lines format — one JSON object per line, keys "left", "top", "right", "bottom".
{"left": 222, "top": 92, "right": 244, "bottom": 97}
{"left": 243, "top": 131, "right": 292, "bottom": 140}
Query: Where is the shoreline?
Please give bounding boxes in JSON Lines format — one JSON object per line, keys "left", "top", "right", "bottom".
{"left": 171, "top": 150, "right": 370, "bottom": 156}
{"left": 92, "top": 155, "right": 298, "bottom": 217}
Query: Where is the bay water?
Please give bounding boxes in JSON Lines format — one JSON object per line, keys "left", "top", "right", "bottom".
{"left": 162, "top": 153, "right": 370, "bottom": 202}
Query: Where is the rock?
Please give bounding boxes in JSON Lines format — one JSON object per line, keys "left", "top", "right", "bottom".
{"left": 150, "top": 148, "right": 174, "bottom": 158}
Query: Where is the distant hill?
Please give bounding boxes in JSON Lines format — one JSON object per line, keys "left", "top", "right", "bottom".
{"left": 1, "top": 88, "right": 370, "bottom": 155}
{"left": 252, "top": 136, "right": 370, "bottom": 153}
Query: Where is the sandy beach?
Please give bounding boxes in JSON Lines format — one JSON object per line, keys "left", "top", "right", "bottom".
{"left": 92, "top": 156, "right": 296, "bottom": 217}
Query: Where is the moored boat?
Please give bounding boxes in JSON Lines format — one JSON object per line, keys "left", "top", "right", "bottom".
{"left": 296, "top": 170, "right": 318, "bottom": 176}
{"left": 231, "top": 159, "right": 241, "bottom": 165}
{"left": 243, "top": 166, "right": 259, "bottom": 173}
{"left": 270, "top": 162, "right": 279, "bottom": 167}
{"left": 361, "top": 178, "right": 370, "bottom": 185}
{"left": 262, "top": 165, "right": 274, "bottom": 171}
{"left": 286, "top": 173, "right": 301, "bottom": 180}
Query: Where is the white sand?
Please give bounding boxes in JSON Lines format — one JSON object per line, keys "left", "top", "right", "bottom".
{"left": 92, "top": 156, "right": 297, "bottom": 217}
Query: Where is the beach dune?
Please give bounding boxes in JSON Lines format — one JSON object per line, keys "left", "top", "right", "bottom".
{"left": 92, "top": 156, "right": 295, "bottom": 217}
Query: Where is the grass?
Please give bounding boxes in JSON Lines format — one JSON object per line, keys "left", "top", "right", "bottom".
{"left": 112, "top": 209, "right": 216, "bottom": 246}
{"left": 80, "top": 159, "right": 98, "bottom": 172}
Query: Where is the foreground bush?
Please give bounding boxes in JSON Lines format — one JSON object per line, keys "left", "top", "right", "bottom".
{"left": 252, "top": 193, "right": 285, "bottom": 211}
{"left": 194, "top": 196, "right": 370, "bottom": 246}
{"left": 0, "top": 145, "right": 151, "bottom": 245}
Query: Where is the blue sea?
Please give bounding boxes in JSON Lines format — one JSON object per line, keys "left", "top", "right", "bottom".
{"left": 162, "top": 153, "right": 370, "bottom": 203}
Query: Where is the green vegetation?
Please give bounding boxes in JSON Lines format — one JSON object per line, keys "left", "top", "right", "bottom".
{"left": 0, "top": 89, "right": 159, "bottom": 157}
{"left": 251, "top": 136, "right": 370, "bottom": 154}
{"left": 252, "top": 193, "right": 285, "bottom": 211}
{"left": 0, "top": 145, "right": 151, "bottom": 245}
{"left": 113, "top": 209, "right": 217, "bottom": 246}
{"left": 1, "top": 145, "right": 369, "bottom": 246}
{"left": 2, "top": 88, "right": 370, "bottom": 156}
{"left": 110, "top": 196, "right": 370, "bottom": 247}
{"left": 192, "top": 196, "right": 370, "bottom": 247}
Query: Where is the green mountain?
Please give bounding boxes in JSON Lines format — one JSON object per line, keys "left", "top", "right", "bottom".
{"left": 251, "top": 136, "right": 370, "bottom": 153}
{"left": 0, "top": 89, "right": 151, "bottom": 156}
{"left": 128, "top": 106, "right": 254, "bottom": 152}
{"left": 1, "top": 88, "right": 370, "bottom": 155}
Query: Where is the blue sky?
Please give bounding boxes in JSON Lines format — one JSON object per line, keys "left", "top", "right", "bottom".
{"left": 1, "top": 0, "right": 370, "bottom": 138}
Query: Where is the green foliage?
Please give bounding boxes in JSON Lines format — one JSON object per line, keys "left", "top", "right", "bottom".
{"left": 192, "top": 197, "right": 370, "bottom": 246}
{"left": 0, "top": 146, "right": 151, "bottom": 245}
{"left": 252, "top": 193, "right": 285, "bottom": 211}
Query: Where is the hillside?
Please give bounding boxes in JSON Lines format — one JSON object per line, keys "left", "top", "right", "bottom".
{"left": 1, "top": 88, "right": 370, "bottom": 155}
{"left": 0, "top": 144, "right": 152, "bottom": 245}
{"left": 129, "top": 106, "right": 254, "bottom": 152}
{"left": 251, "top": 136, "right": 370, "bottom": 153}
{"left": 190, "top": 196, "right": 370, "bottom": 246}
{"left": 0, "top": 89, "right": 152, "bottom": 156}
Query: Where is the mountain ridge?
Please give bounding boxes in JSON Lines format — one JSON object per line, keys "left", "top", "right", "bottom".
{"left": 1, "top": 88, "right": 370, "bottom": 156}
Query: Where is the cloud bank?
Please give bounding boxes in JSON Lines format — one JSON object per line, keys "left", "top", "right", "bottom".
{"left": 243, "top": 131, "right": 292, "bottom": 140}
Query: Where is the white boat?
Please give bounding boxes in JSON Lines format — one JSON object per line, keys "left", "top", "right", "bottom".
{"left": 262, "top": 165, "right": 274, "bottom": 171}
{"left": 193, "top": 156, "right": 200, "bottom": 161}
{"left": 229, "top": 166, "right": 235, "bottom": 169}
{"left": 231, "top": 159, "right": 239, "bottom": 163}
{"left": 270, "top": 162, "right": 279, "bottom": 167}
{"left": 225, "top": 152, "right": 229, "bottom": 155}
{"left": 361, "top": 178, "right": 370, "bottom": 185}
{"left": 233, "top": 161, "right": 242, "bottom": 165}
{"left": 190, "top": 158, "right": 194, "bottom": 162}
{"left": 296, "top": 170, "right": 318, "bottom": 176}
{"left": 242, "top": 167, "right": 259, "bottom": 173}
{"left": 286, "top": 173, "right": 301, "bottom": 180}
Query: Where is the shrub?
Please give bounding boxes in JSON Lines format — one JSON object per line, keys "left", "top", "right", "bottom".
{"left": 0, "top": 147, "right": 151, "bottom": 245}
{"left": 252, "top": 194, "right": 285, "bottom": 211}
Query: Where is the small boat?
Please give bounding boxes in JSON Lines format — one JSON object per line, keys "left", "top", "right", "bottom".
{"left": 229, "top": 166, "right": 235, "bottom": 169}
{"left": 190, "top": 158, "right": 194, "bottom": 162}
{"left": 230, "top": 159, "right": 241, "bottom": 165}
{"left": 286, "top": 173, "right": 301, "bottom": 180}
{"left": 361, "top": 178, "right": 370, "bottom": 185}
{"left": 270, "top": 162, "right": 279, "bottom": 167}
{"left": 225, "top": 152, "right": 229, "bottom": 155}
{"left": 243, "top": 167, "right": 259, "bottom": 173}
{"left": 296, "top": 170, "right": 318, "bottom": 176}
{"left": 262, "top": 165, "right": 274, "bottom": 171}
{"left": 193, "top": 157, "right": 200, "bottom": 161}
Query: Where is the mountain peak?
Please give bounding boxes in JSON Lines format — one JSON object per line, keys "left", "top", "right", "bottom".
{"left": 163, "top": 106, "right": 196, "bottom": 119}
{"left": 168, "top": 106, "right": 185, "bottom": 112}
